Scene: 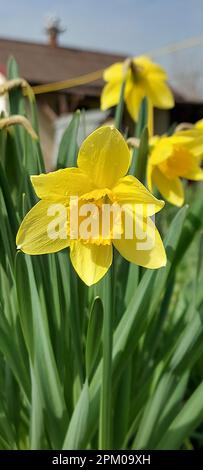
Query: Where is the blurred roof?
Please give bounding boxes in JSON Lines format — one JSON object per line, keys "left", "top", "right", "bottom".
{"left": 0, "top": 37, "right": 125, "bottom": 96}
{"left": 0, "top": 37, "right": 191, "bottom": 103}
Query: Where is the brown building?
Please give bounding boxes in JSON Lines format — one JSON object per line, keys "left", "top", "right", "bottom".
{"left": 0, "top": 33, "right": 125, "bottom": 167}
{"left": 1, "top": 30, "right": 203, "bottom": 169}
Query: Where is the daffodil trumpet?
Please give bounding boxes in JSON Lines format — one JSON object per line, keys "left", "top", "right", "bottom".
{"left": 16, "top": 126, "right": 166, "bottom": 286}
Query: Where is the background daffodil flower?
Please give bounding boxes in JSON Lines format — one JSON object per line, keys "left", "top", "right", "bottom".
{"left": 147, "top": 131, "right": 203, "bottom": 207}
{"left": 101, "top": 55, "right": 174, "bottom": 121}
{"left": 195, "top": 119, "right": 203, "bottom": 130}
{"left": 16, "top": 126, "right": 166, "bottom": 286}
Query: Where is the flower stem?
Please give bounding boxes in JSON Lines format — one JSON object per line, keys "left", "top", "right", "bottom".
{"left": 99, "top": 261, "right": 115, "bottom": 449}
{"left": 115, "top": 80, "right": 126, "bottom": 131}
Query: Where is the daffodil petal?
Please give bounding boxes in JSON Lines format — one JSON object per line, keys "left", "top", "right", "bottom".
{"left": 100, "top": 81, "right": 122, "bottom": 111}
{"left": 113, "top": 216, "right": 166, "bottom": 269}
{"left": 149, "top": 138, "right": 174, "bottom": 164}
{"left": 195, "top": 119, "right": 203, "bottom": 130}
{"left": 125, "top": 85, "right": 145, "bottom": 121}
{"left": 77, "top": 126, "right": 130, "bottom": 189}
{"left": 170, "top": 134, "right": 196, "bottom": 145}
{"left": 70, "top": 241, "right": 112, "bottom": 286}
{"left": 175, "top": 131, "right": 203, "bottom": 157}
{"left": 103, "top": 62, "right": 123, "bottom": 82}
{"left": 152, "top": 167, "right": 184, "bottom": 206}
{"left": 16, "top": 200, "right": 69, "bottom": 255}
{"left": 133, "top": 56, "right": 168, "bottom": 80}
{"left": 183, "top": 166, "right": 203, "bottom": 181}
{"left": 31, "top": 168, "right": 93, "bottom": 201}
{"left": 172, "top": 128, "right": 203, "bottom": 157}
{"left": 145, "top": 79, "right": 174, "bottom": 109}
{"left": 112, "top": 175, "right": 164, "bottom": 215}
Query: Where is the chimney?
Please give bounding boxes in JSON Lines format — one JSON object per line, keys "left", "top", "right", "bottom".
{"left": 45, "top": 17, "right": 66, "bottom": 47}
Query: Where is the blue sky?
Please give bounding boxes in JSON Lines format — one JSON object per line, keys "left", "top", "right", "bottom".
{"left": 1, "top": 0, "right": 203, "bottom": 96}
{"left": 1, "top": 0, "right": 202, "bottom": 54}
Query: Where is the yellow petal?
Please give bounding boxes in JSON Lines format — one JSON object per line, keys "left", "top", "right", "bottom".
{"left": 112, "top": 175, "right": 164, "bottom": 215}
{"left": 164, "top": 145, "right": 203, "bottom": 180}
{"left": 125, "top": 85, "right": 145, "bottom": 121}
{"left": 31, "top": 168, "right": 93, "bottom": 201}
{"left": 174, "top": 130, "right": 203, "bottom": 157}
{"left": 145, "top": 79, "right": 174, "bottom": 109}
{"left": 113, "top": 216, "right": 166, "bottom": 269}
{"left": 182, "top": 164, "right": 203, "bottom": 181}
{"left": 70, "top": 240, "right": 112, "bottom": 286}
{"left": 195, "top": 119, "right": 203, "bottom": 130}
{"left": 80, "top": 187, "right": 113, "bottom": 201}
{"left": 184, "top": 138, "right": 203, "bottom": 157}
{"left": 100, "top": 81, "right": 122, "bottom": 111}
{"left": 133, "top": 56, "right": 168, "bottom": 80}
{"left": 149, "top": 137, "right": 174, "bottom": 165}
{"left": 149, "top": 135, "right": 161, "bottom": 148}
{"left": 103, "top": 62, "right": 123, "bottom": 83}
{"left": 16, "top": 200, "right": 69, "bottom": 255}
{"left": 77, "top": 126, "right": 130, "bottom": 189}
{"left": 152, "top": 167, "right": 184, "bottom": 206}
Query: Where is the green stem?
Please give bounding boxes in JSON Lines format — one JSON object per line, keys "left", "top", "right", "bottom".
{"left": 115, "top": 80, "right": 126, "bottom": 131}
{"left": 69, "top": 262, "right": 85, "bottom": 387}
{"left": 99, "top": 262, "right": 115, "bottom": 449}
{"left": 135, "top": 97, "right": 148, "bottom": 138}
{"left": 129, "top": 97, "right": 148, "bottom": 177}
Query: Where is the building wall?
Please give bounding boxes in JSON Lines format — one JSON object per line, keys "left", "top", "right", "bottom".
{"left": 154, "top": 109, "right": 170, "bottom": 135}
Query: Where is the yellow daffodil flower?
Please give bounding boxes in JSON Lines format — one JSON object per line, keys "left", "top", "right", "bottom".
{"left": 101, "top": 56, "right": 174, "bottom": 121}
{"left": 147, "top": 131, "right": 203, "bottom": 207}
{"left": 16, "top": 126, "right": 166, "bottom": 286}
{"left": 195, "top": 119, "right": 203, "bottom": 130}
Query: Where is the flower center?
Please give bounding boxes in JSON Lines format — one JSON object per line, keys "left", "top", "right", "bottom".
{"left": 130, "top": 61, "right": 144, "bottom": 83}
{"left": 158, "top": 145, "right": 194, "bottom": 179}
{"left": 68, "top": 190, "right": 123, "bottom": 245}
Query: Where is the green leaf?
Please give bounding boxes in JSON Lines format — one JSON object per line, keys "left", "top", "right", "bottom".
{"left": 135, "top": 97, "right": 148, "bottom": 139}
{"left": 157, "top": 380, "right": 203, "bottom": 449}
{"left": 174, "top": 185, "right": 203, "bottom": 267}
{"left": 113, "top": 365, "right": 131, "bottom": 449}
{"left": 0, "top": 304, "right": 30, "bottom": 400}
{"left": 115, "top": 81, "right": 126, "bottom": 131}
{"left": 86, "top": 297, "right": 103, "bottom": 380}
{"left": 70, "top": 204, "right": 189, "bottom": 449}
{"left": 0, "top": 161, "right": 19, "bottom": 235}
{"left": 68, "top": 258, "right": 85, "bottom": 386}
{"left": 63, "top": 380, "right": 89, "bottom": 450}
{"left": 15, "top": 252, "right": 68, "bottom": 448}
{"left": 149, "top": 205, "right": 188, "bottom": 316}
{"left": 149, "top": 372, "right": 189, "bottom": 448}
{"left": 133, "top": 306, "right": 203, "bottom": 449}
{"left": 57, "top": 111, "right": 80, "bottom": 169}
{"left": 7, "top": 56, "right": 25, "bottom": 117}
{"left": 98, "top": 271, "right": 113, "bottom": 449}
{"left": 132, "top": 127, "right": 149, "bottom": 183}
{"left": 0, "top": 400, "right": 17, "bottom": 450}
{"left": 30, "top": 365, "right": 44, "bottom": 450}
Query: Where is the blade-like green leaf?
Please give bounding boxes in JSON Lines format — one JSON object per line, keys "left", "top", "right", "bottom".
{"left": 86, "top": 296, "right": 103, "bottom": 380}
{"left": 157, "top": 380, "right": 203, "bottom": 449}
{"left": 57, "top": 110, "right": 80, "bottom": 169}
{"left": 63, "top": 380, "right": 89, "bottom": 450}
